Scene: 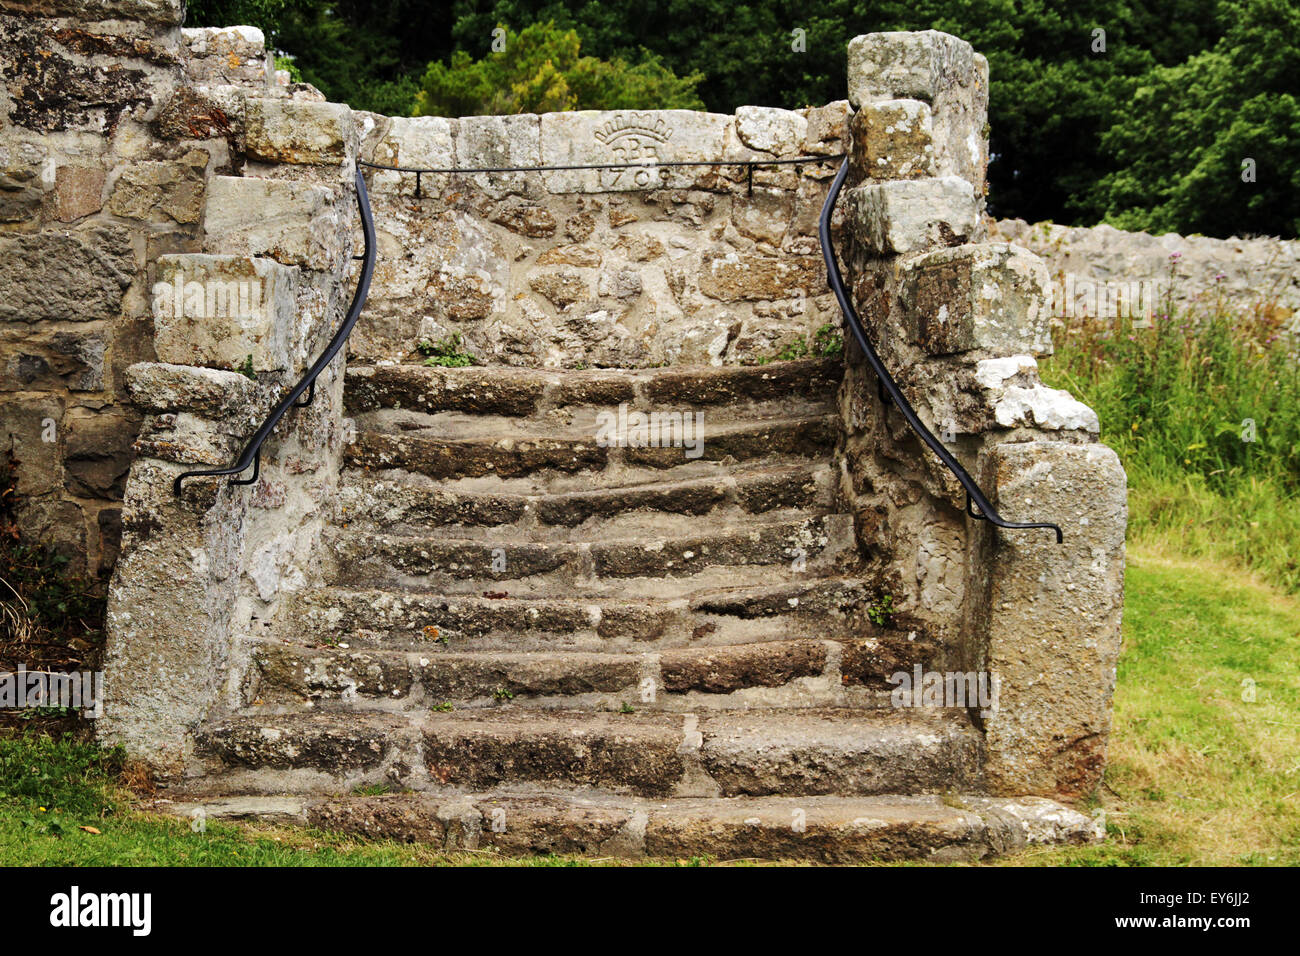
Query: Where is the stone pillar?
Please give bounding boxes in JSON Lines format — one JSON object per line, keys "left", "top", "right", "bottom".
{"left": 100, "top": 366, "right": 257, "bottom": 773}
{"left": 94, "top": 16, "right": 361, "bottom": 772}
{"left": 840, "top": 32, "right": 1127, "bottom": 800}
{"left": 969, "top": 442, "right": 1127, "bottom": 799}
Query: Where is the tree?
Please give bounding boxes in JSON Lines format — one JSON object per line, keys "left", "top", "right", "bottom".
{"left": 1091, "top": 0, "right": 1300, "bottom": 237}
{"left": 441, "top": 1, "right": 1231, "bottom": 226}
{"left": 412, "top": 21, "right": 704, "bottom": 116}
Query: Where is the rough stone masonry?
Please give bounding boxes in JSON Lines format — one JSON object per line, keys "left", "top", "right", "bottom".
{"left": 2, "top": 0, "right": 1126, "bottom": 825}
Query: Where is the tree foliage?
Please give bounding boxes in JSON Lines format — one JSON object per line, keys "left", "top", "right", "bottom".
{"left": 1089, "top": 0, "right": 1300, "bottom": 238}
{"left": 413, "top": 22, "right": 704, "bottom": 116}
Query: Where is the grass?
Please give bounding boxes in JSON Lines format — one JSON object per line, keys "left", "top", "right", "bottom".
{"left": 998, "top": 544, "right": 1300, "bottom": 866}
{"left": 1040, "top": 269, "right": 1300, "bottom": 592}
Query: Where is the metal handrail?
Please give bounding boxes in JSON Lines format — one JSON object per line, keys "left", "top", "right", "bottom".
{"left": 358, "top": 155, "right": 841, "bottom": 198}
{"left": 818, "top": 159, "right": 1063, "bottom": 542}
{"left": 173, "top": 166, "right": 377, "bottom": 495}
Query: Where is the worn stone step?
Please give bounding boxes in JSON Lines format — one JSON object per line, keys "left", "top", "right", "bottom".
{"left": 194, "top": 708, "right": 981, "bottom": 798}
{"left": 323, "top": 515, "right": 858, "bottom": 593}
{"left": 333, "top": 461, "right": 835, "bottom": 535}
{"left": 249, "top": 633, "right": 943, "bottom": 710}
{"left": 344, "top": 358, "right": 843, "bottom": 417}
{"left": 156, "top": 791, "right": 1102, "bottom": 863}
{"left": 288, "top": 577, "right": 899, "bottom": 650}
{"left": 343, "top": 413, "right": 840, "bottom": 481}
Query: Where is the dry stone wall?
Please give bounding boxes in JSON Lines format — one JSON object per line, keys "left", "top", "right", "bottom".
{"left": 993, "top": 218, "right": 1300, "bottom": 326}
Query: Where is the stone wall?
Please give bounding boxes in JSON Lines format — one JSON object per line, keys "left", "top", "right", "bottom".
{"left": 0, "top": 0, "right": 189, "bottom": 578}
{"left": 993, "top": 218, "right": 1300, "bottom": 324}
{"left": 0, "top": 6, "right": 339, "bottom": 581}
{"left": 348, "top": 103, "right": 849, "bottom": 368}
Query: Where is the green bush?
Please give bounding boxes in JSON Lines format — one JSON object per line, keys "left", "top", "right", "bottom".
{"left": 413, "top": 21, "right": 704, "bottom": 117}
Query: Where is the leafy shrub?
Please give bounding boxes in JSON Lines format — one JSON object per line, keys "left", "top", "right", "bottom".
{"left": 414, "top": 21, "right": 704, "bottom": 117}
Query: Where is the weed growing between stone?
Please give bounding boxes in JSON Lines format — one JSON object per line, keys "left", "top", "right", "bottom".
{"left": 756, "top": 323, "right": 844, "bottom": 365}
{"left": 417, "top": 332, "right": 478, "bottom": 368}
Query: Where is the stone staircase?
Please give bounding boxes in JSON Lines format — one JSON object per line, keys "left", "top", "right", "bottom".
{"left": 83, "top": 22, "right": 1122, "bottom": 863}
{"left": 163, "top": 357, "right": 1101, "bottom": 861}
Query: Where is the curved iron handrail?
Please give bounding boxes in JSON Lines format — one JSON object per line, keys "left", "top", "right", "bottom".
{"left": 174, "top": 166, "right": 377, "bottom": 496}
{"left": 818, "top": 159, "right": 1063, "bottom": 543}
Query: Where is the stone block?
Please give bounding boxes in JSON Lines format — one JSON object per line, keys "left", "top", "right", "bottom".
{"left": 245, "top": 97, "right": 355, "bottom": 165}
{"left": 0, "top": 223, "right": 134, "bottom": 323}
{"left": 529, "top": 270, "right": 589, "bottom": 309}
{"left": 900, "top": 242, "right": 1051, "bottom": 355}
{"left": 849, "top": 99, "right": 935, "bottom": 181}
{"left": 125, "top": 361, "right": 259, "bottom": 416}
{"left": 369, "top": 116, "right": 455, "bottom": 196}
{"left": 973, "top": 441, "right": 1127, "bottom": 799}
{"left": 155, "top": 84, "right": 245, "bottom": 143}
{"left": 848, "top": 177, "right": 978, "bottom": 255}
{"left": 698, "top": 252, "right": 822, "bottom": 301}
{"left": 62, "top": 405, "right": 140, "bottom": 498}
{"left": 847, "top": 31, "right": 980, "bottom": 108}
{"left": 152, "top": 254, "right": 297, "bottom": 372}
{"left": 54, "top": 164, "right": 106, "bottom": 222}
{"left": 0, "top": 15, "right": 179, "bottom": 133}
{"left": 0, "top": 395, "right": 64, "bottom": 496}
{"left": 182, "top": 26, "right": 269, "bottom": 87}
{"left": 107, "top": 152, "right": 207, "bottom": 223}
{"left": 0, "top": 324, "right": 107, "bottom": 391}
{"left": 8, "top": 1, "right": 185, "bottom": 24}
{"left": 0, "top": 145, "right": 44, "bottom": 223}
{"left": 974, "top": 356, "right": 1099, "bottom": 433}
{"left": 804, "top": 100, "right": 851, "bottom": 156}
{"left": 455, "top": 114, "right": 541, "bottom": 196}
{"left": 204, "top": 176, "right": 345, "bottom": 271}
{"left": 540, "top": 110, "right": 731, "bottom": 193}
{"left": 735, "top": 106, "right": 808, "bottom": 156}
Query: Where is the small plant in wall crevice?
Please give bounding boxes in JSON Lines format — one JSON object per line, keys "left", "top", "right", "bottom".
{"left": 417, "top": 333, "right": 477, "bottom": 368}
{"left": 867, "top": 593, "right": 895, "bottom": 627}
